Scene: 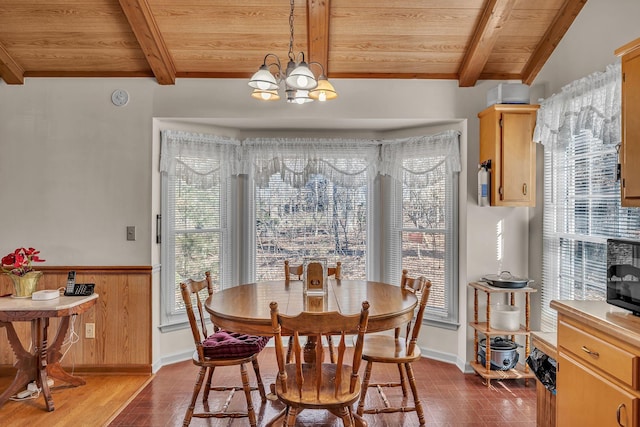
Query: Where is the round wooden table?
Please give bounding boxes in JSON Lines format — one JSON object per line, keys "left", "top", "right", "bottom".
{"left": 206, "top": 279, "right": 414, "bottom": 427}
{"left": 205, "top": 279, "right": 417, "bottom": 336}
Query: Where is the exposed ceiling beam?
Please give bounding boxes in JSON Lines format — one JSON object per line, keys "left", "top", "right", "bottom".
{"left": 458, "top": 0, "right": 516, "bottom": 88}
{"left": 118, "top": 0, "right": 176, "bottom": 85}
{"left": 0, "top": 41, "right": 24, "bottom": 85}
{"left": 521, "top": 0, "right": 588, "bottom": 85}
{"left": 307, "top": 0, "right": 331, "bottom": 75}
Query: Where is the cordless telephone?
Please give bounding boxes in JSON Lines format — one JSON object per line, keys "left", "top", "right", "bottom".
{"left": 64, "top": 271, "right": 95, "bottom": 296}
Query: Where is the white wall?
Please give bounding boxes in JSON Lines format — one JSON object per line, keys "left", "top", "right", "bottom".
{"left": 1, "top": 0, "right": 638, "bottom": 372}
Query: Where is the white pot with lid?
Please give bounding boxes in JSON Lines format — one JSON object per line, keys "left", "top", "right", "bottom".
{"left": 489, "top": 304, "right": 521, "bottom": 331}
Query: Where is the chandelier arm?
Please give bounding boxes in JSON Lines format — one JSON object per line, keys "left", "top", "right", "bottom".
{"left": 308, "top": 61, "right": 326, "bottom": 78}
{"left": 263, "top": 53, "right": 283, "bottom": 80}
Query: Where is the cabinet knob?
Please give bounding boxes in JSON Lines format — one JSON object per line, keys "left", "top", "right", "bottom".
{"left": 522, "top": 183, "right": 527, "bottom": 195}
{"left": 581, "top": 345, "right": 599, "bottom": 358}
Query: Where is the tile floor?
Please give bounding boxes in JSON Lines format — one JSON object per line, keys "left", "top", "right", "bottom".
{"left": 109, "top": 347, "right": 536, "bottom": 426}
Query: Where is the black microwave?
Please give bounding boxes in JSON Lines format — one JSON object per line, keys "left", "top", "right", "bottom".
{"left": 607, "top": 238, "right": 640, "bottom": 316}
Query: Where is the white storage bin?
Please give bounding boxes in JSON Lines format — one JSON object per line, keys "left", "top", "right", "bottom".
{"left": 489, "top": 304, "right": 521, "bottom": 331}
{"left": 486, "top": 83, "right": 530, "bottom": 106}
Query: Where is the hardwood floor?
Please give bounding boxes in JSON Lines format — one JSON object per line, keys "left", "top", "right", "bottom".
{"left": 1, "top": 348, "right": 537, "bottom": 426}
{"left": 0, "top": 371, "right": 151, "bottom": 426}
{"left": 110, "top": 348, "right": 536, "bottom": 426}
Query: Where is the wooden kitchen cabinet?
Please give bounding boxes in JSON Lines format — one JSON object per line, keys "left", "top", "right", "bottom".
{"left": 552, "top": 300, "right": 640, "bottom": 427}
{"left": 478, "top": 104, "right": 539, "bottom": 206}
{"left": 616, "top": 38, "right": 640, "bottom": 207}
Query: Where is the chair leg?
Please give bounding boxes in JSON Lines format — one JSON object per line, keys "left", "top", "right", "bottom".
{"left": 405, "top": 362, "right": 425, "bottom": 426}
{"left": 183, "top": 366, "right": 207, "bottom": 427}
{"left": 284, "top": 406, "right": 298, "bottom": 427}
{"left": 336, "top": 406, "right": 353, "bottom": 427}
{"left": 251, "top": 357, "right": 267, "bottom": 402}
{"left": 397, "top": 363, "right": 408, "bottom": 397}
{"left": 352, "top": 409, "right": 368, "bottom": 427}
{"left": 202, "top": 366, "right": 215, "bottom": 403}
{"left": 239, "top": 362, "right": 257, "bottom": 427}
{"left": 357, "top": 361, "right": 373, "bottom": 416}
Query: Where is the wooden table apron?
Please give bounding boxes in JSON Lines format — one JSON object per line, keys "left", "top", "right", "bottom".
{"left": 205, "top": 279, "right": 418, "bottom": 336}
{"left": 0, "top": 293, "right": 98, "bottom": 411}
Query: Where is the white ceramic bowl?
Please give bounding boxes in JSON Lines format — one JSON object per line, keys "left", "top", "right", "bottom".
{"left": 489, "top": 304, "right": 521, "bottom": 331}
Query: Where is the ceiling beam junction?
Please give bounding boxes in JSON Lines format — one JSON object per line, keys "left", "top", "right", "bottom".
{"left": 119, "top": 0, "right": 176, "bottom": 85}
{"left": 458, "top": 0, "right": 516, "bottom": 88}
{"left": 0, "top": 42, "right": 24, "bottom": 85}
{"left": 521, "top": 0, "right": 588, "bottom": 85}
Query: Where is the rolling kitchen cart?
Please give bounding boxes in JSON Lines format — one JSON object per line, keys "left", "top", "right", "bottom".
{"left": 468, "top": 281, "right": 537, "bottom": 386}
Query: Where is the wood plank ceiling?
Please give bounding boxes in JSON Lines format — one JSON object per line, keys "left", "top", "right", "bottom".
{"left": 0, "top": 0, "right": 587, "bottom": 87}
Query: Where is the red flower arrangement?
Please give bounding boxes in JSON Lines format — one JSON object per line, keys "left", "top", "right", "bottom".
{"left": 1, "top": 247, "right": 46, "bottom": 276}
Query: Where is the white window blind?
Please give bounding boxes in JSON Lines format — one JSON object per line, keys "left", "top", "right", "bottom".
{"left": 537, "top": 61, "right": 640, "bottom": 331}
{"left": 245, "top": 140, "right": 377, "bottom": 281}
{"left": 382, "top": 131, "right": 461, "bottom": 325}
{"left": 160, "top": 131, "right": 236, "bottom": 324}
{"left": 255, "top": 173, "right": 368, "bottom": 280}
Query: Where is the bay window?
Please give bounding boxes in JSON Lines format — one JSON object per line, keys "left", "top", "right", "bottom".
{"left": 160, "top": 130, "right": 460, "bottom": 328}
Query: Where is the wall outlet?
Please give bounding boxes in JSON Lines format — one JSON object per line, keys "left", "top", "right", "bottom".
{"left": 85, "top": 322, "right": 95, "bottom": 339}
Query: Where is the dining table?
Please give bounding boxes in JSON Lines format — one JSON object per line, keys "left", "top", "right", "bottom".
{"left": 205, "top": 278, "right": 418, "bottom": 337}
{"left": 0, "top": 293, "right": 98, "bottom": 411}
{"left": 205, "top": 279, "right": 416, "bottom": 426}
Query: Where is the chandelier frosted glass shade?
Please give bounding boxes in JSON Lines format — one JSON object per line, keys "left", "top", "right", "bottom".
{"left": 251, "top": 89, "right": 281, "bottom": 101}
{"left": 286, "top": 89, "right": 313, "bottom": 104}
{"left": 309, "top": 78, "right": 338, "bottom": 101}
{"left": 248, "top": 65, "right": 279, "bottom": 90}
{"left": 285, "top": 61, "right": 318, "bottom": 90}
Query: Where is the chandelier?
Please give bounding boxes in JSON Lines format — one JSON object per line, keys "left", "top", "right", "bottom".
{"left": 248, "top": 0, "right": 338, "bottom": 104}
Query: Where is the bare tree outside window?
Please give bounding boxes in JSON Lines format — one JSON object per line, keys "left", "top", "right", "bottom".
{"left": 256, "top": 173, "right": 367, "bottom": 280}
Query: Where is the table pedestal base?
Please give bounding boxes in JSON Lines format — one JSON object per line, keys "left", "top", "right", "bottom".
{"left": 0, "top": 315, "right": 86, "bottom": 411}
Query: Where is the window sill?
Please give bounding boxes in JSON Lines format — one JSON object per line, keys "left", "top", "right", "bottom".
{"left": 159, "top": 320, "right": 189, "bottom": 333}
{"left": 423, "top": 317, "right": 460, "bottom": 331}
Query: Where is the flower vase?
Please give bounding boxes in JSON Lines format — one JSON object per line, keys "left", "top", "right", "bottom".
{"left": 9, "top": 271, "right": 43, "bottom": 298}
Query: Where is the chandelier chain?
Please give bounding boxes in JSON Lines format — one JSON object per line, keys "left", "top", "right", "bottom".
{"left": 288, "top": 0, "right": 295, "bottom": 62}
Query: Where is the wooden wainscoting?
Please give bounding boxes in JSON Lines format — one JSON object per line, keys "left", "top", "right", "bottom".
{"left": 0, "top": 266, "right": 152, "bottom": 375}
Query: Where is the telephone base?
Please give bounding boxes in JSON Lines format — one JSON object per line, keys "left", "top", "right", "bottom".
{"left": 32, "top": 290, "right": 60, "bottom": 301}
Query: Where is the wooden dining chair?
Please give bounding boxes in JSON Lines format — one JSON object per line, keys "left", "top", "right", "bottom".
{"left": 356, "top": 270, "right": 432, "bottom": 426}
{"left": 283, "top": 260, "right": 342, "bottom": 363}
{"left": 268, "top": 300, "right": 370, "bottom": 427}
{"left": 284, "top": 260, "right": 342, "bottom": 281}
{"left": 180, "top": 272, "right": 270, "bottom": 427}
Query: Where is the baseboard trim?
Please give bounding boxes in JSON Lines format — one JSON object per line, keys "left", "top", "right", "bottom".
{"left": 0, "top": 365, "right": 153, "bottom": 376}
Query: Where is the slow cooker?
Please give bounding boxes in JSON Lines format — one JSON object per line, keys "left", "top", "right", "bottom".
{"left": 478, "top": 337, "right": 520, "bottom": 370}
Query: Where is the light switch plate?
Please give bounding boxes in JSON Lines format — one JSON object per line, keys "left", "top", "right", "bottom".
{"left": 126, "top": 226, "right": 136, "bottom": 241}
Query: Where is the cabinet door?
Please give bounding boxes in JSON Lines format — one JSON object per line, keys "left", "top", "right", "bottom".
{"left": 558, "top": 353, "right": 638, "bottom": 427}
{"left": 621, "top": 48, "right": 640, "bottom": 206}
{"left": 500, "top": 111, "right": 535, "bottom": 205}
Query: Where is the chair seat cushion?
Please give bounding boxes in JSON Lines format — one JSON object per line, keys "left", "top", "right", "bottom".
{"left": 203, "top": 330, "right": 270, "bottom": 359}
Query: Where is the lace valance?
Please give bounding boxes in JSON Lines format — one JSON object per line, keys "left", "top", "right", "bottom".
{"left": 533, "top": 61, "right": 621, "bottom": 147}
{"left": 160, "top": 129, "right": 461, "bottom": 189}
{"left": 379, "top": 130, "right": 461, "bottom": 185}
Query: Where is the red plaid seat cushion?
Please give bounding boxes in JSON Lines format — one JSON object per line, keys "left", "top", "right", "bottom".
{"left": 202, "top": 330, "right": 270, "bottom": 359}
